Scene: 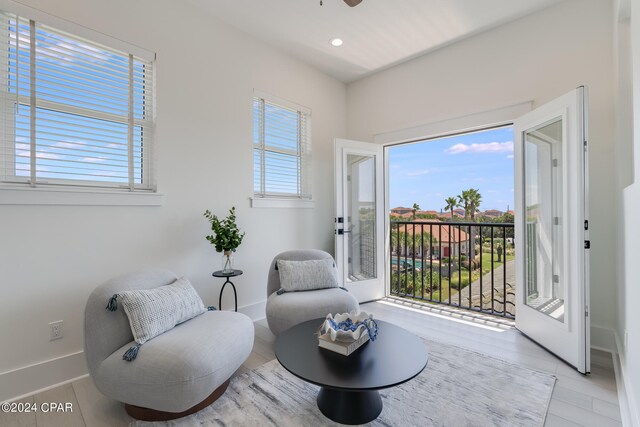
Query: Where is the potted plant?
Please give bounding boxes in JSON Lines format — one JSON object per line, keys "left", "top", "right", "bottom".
{"left": 204, "top": 207, "right": 245, "bottom": 273}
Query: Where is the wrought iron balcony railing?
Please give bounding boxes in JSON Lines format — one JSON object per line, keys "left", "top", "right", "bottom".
{"left": 390, "top": 220, "right": 515, "bottom": 318}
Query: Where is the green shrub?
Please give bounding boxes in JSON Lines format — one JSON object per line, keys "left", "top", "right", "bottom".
{"left": 391, "top": 271, "right": 441, "bottom": 295}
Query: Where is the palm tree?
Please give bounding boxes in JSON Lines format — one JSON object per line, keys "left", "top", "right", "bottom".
{"left": 444, "top": 197, "right": 458, "bottom": 221}
{"left": 457, "top": 188, "right": 482, "bottom": 220}
{"left": 412, "top": 202, "right": 420, "bottom": 220}
{"left": 458, "top": 188, "right": 482, "bottom": 264}
{"left": 466, "top": 188, "right": 482, "bottom": 222}
{"left": 457, "top": 192, "right": 468, "bottom": 220}
{"left": 390, "top": 224, "right": 403, "bottom": 256}
{"left": 412, "top": 231, "right": 422, "bottom": 258}
{"left": 420, "top": 231, "right": 437, "bottom": 258}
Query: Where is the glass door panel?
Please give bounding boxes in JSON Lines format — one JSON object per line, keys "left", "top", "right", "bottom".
{"left": 346, "top": 154, "right": 377, "bottom": 282}
{"left": 524, "top": 118, "right": 565, "bottom": 322}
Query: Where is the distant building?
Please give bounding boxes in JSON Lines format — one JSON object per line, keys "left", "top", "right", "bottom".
{"left": 481, "top": 209, "right": 503, "bottom": 218}
{"left": 390, "top": 208, "right": 441, "bottom": 220}
{"left": 390, "top": 207, "right": 414, "bottom": 215}
{"left": 439, "top": 208, "right": 464, "bottom": 220}
{"left": 390, "top": 212, "right": 414, "bottom": 220}
{"left": 416, "top": 210, "right": 439, "bottom": 216}
{"left": 392, "top": 223, "right": 469, "bottom": 258}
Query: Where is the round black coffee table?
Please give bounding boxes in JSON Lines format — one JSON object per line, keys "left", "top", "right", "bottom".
{"left": 274, "top": 318, "right": 428, "bottom": 425}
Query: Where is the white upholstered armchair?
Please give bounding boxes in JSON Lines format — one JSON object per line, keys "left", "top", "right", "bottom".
{"left": 84, "top": 270, "right": 254, "bottom": 420}
{"left": 265, "top": 249, "right": 360, "bottom": 336}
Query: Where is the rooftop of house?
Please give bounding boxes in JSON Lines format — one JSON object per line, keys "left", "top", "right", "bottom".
{"left": 395, "top": 222, "right": 469, "bottom": 243}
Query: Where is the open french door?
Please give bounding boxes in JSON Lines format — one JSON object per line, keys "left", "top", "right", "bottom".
{"left": 514, "top": 87, "right": 590, "bottom": 373}
{"left": 334, "top": 138, "right": 386, "bottom": 303}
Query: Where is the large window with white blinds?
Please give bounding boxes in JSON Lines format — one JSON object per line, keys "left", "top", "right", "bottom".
{"left": 0, "top": 10, "right": 155, "bottom": 191}
{"left": 253, "top": 92, "right": 311, "bottom": 200}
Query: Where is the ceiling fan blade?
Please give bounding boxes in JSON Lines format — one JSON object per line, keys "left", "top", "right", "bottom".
{"left": 344, "top": 0, "right": 363, "bottom": 7}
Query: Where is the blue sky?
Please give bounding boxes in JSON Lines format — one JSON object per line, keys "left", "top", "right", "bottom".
{"left": 389, "top": 126, "right": 514, "bottom": 213}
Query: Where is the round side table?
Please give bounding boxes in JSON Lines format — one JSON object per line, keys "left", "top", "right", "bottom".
{"left": 212, "top": 269, "right": 242, "bottom": 312}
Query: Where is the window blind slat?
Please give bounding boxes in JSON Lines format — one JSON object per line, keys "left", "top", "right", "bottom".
{"left": 28, "top": 141, "right": 130, "bottom": 158}
{"left": 36, "top": 74, "right": 130, "bottom": 104}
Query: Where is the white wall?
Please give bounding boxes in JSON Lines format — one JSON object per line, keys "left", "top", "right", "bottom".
{"left": 0, "top": 0, "right": 346, "bottom": 400}
{"left": 616, "top": 0, "right": 640, "bottom": 421}
{"left": 347, "top": 0, "right": 616, "bottom": 332}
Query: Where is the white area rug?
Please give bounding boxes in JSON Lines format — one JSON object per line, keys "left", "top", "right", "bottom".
{"left": 133, "top": 338, "right": 555, "bottom": 427}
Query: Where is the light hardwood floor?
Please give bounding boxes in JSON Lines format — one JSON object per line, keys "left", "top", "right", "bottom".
{"left": 1, "top": 298, "right": 621, "bottom": 427}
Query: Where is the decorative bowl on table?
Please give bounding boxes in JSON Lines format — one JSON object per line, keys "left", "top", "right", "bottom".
{"left": 318, "top": 311, "right": 379, "bottom": 342}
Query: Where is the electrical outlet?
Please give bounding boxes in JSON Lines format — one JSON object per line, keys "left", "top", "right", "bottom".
{"left": 49, "top": 320, "right": 63, "bottom": 341}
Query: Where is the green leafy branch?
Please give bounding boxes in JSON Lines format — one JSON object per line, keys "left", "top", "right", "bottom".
{"left": 204, "top": 207, "right": 245, "bottom": 253}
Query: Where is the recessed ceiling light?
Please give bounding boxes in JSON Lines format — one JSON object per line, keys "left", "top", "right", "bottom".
{"left": 329, "top": 38, "right": 343, "bottom": 47}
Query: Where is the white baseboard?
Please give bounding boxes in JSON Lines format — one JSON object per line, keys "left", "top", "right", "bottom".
{"left": 0, "top": 302, "right": 267, "bottom": 403}
{"left": 591, "top": 324, "right": 618, "bottom": 353}
{"left": 0, "top": 351, "right": 88, "bottom": 403}
{"left": 614, "top": 331, "right": 640, "bottom": 427}
{"left": 589, "top": 325, "right": 640, "bottom": 426}
{"left": 238, "top": 299, "right": 266, "bottom": 321}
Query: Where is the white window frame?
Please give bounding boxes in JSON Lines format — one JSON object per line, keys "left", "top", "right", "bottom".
{"left": 251, "top": 90, "right": 314, "bottom": 209}
{"left": 0, "top": 0, "right": 161, "bottom": 206}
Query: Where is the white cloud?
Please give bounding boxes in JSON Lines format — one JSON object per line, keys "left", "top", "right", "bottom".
{"left": 507, "top": 154, "right": 514, "bottom": 159}
{"left": 446, "top": 141, "right": 514, "bottom": 155}
{"left": 15, "top": 146, "right": 62, "bottom": 160}
{"left": 407, "top": 169, "right": 430, "bottom": 176}
{"left": 53, "top": 140, "right": 86, "bottom": 149}
{"left": 82, "top": 157, "right": 106, "bottom": 163}
{"left": 52, "top": 40, "right": 111, "bottom": 62}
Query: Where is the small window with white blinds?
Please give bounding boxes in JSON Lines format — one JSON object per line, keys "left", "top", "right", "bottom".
{"left": 253, "top": 93, "right": 311, "bottom": 200}
{"left": 0, "top": 10, "right": 155, "bottom": 191}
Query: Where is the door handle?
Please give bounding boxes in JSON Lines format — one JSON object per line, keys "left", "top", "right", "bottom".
{"left": 337, "top": 229, "right": 352, "bottom": 235}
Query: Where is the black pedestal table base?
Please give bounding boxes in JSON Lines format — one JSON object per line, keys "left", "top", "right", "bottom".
{"left": 212, "top": 270, "right": 243, "bottom": 312}
{"left": 317, "top": 388, "right": 382, "bottom": 425}
{"left": 218, "top": 279, "right": 237, "bottom": 312}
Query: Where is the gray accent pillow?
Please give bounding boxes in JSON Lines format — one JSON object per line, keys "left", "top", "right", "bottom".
{"left": 118, "top": 277, "right": 206, "bottom": 345}
{"left": 277, "top": 259, "right": 339, "bottom": 292}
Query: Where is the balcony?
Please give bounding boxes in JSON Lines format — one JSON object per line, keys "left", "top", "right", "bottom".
{"left": 390, "top": 220, "right": 515, "bottom": 318}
